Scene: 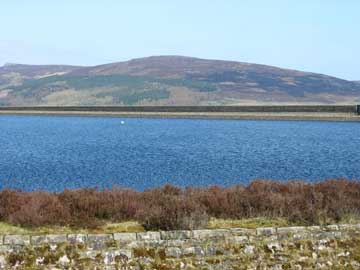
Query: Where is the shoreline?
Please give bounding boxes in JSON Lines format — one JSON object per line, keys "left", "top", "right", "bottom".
{"left": 0, "top": 110, "right": 360, "bottom": 121}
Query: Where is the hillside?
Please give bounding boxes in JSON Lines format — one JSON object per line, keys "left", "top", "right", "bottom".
{"left": 0, "top": 56, "right": 359, "bottom": 106}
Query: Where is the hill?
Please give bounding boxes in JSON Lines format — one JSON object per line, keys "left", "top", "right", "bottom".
{"left": 0, "top": 56, "right": 359, "bottom": 106}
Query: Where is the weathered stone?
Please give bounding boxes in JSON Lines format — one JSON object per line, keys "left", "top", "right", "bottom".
{"left": 228, "top": 235, "right": 248, "bottom": 244}
{"left": 161, "top": 230, "right": 193, "bottom": 240}
{"left": 140, "top": 239, "right": 167, "bottom": 247}
{"left": 114, "top": 232, "right": 137, "bottom": 242}
{"left": 87, "top": 234, "right": 113, "bottom": 242}
{"left": 230, "top": 228, "right": 256, "bottom": 236}
{"left": 0, "top": 245, "right": 14, "bottom": 253}
{"left": 293, "top": 232, "right": 311, "bottom": 240}
{"left": 266, "top": 242, "right": 282, "bottom": 253}
{"left": 136, "top": 232, "right": 161, "bottom": 241}
{"left": 243, "top": 245, "right": 256, "bottom": 255}
{"left": 126, "top": 240, "right": 143, "bottom": 248}
{"left": 277, "top": 226, "right": 306, "bottom": 235}
{"left": 0, "top": 255, "right": 6, "bottom": 269}
{"left": 306, "top": 226, "right": 322, "bottom": 232}
{"left": 67, "top": 234, "right": 88, "bottom": 243}
{"left": 165, "top": 239, "right": 187, "bottom": 247}
{"left": 324, "top": 225, "right": 339, "bottom": 231}
{"left": 31, "top": 234, "right": 67, "bottom": 244}
{"left": 256, "top": 227, "right": 276, "bottom": 236}
{"left": 192, "top": 229, "right": 229, "bottom": 239}
{"left": 4, "top": 235, "right": 30, "bottom": 245}
{"left": 205, "top": 246, "right": 219, "bottom": 256}
{"left": 58, "top": 254, "right": 70, "bottom": 265}
{"left": 312, "top": 231, "right": 342, "bottom": 240}
{"left": 339, "top": 224, "right": 360, "bottom": 230}
{"left": 103, "top": 249, "right": 132, "bottom": 264}
{"left": 182, "top": 246, "right": 205, "bottom": 257}
{"left": 165, "top": 247, "right": 182, "bottom": 257}
{"left": 0, "top": 223, "right": 357, "bottom": 269}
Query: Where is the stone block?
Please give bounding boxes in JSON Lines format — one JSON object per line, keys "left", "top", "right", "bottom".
{"left": 312, "top": 231, "right": 342, "bottom": 240}
{"left": 4, "top": 235, "right": 30, "bottom": 245}
{"left": 306, "top": 226, "right": 322, "bottom": 232}
{"left": 141, "top": 240, "right": 167, "bottom": 247}
{"left": 113, "top": 233, "right": 137, "bottom": 242}
{"left": 293, "top": 233, "right": 311, "bottom": 240}
{"left": 229, "top": 235, "right": 249, "bottom": 244}
{"left": 165, "top": 247, "right": 182, "bottom": 257}
{"left": 256, "top": 227, "right": 276, "bottom": 236}
{"left": 230, "top": 228, "right": 256, "bottom": 236}
{"left": 31, "top": 234, "right": 67, "bottom": 244}
{"left": 136, "top": 232, "right": 161, "bottom": 241}
{"left": 67, "top": 234, "right": 88, "bottom": 243}
{"left": 103, "top": 249, "right": 132, "bottom": 264}
{"left": 182, "top": 246, "right": 205, "bottom": 257}
{"left": 324, "top": 225, "right": 339, "bottom": 231}
{"left": 87, "top": 234, "right": 113, "bottom": 242}
{"left": 160, "top": 230, "right": 193, "bottom": 240}
{"left": 192, "top": 229, "right": 229, "bottom": 239}
{"left": 165, "top": 239, "right": 187, "bottom": 247}
{"left": 277, "top": 226, "right": 306, "bottom": 235}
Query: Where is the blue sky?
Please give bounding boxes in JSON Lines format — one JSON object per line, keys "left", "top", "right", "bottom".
{"left": 0, "top": 0, "right": 359, "bottom": 80}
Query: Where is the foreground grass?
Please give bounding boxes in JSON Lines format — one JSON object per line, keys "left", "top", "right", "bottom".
{"left": 2, "top": 216, "right": 360, "bottom": 235}
{"left": 0, "top": 221, "right": 144, "bottom": 235}
{"left": 207, "top": 217, "right": 295, "bottom": 229}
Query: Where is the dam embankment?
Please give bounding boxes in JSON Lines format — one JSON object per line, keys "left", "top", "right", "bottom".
{"left": 0, "top": 105, "right": 359, "bottom": 121}
{"left": 0, "top": 224, "right": 359, "bottom": 269}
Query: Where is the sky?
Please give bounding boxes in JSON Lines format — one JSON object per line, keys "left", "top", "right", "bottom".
{"left": 0, "top": 0, "right": 359, "bottom": 80}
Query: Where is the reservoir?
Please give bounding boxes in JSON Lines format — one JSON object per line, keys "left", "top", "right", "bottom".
{"left": 0, "top": 115, "right": 359, "bottom": 191}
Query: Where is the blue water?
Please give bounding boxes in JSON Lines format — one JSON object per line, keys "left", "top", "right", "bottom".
{"left": 0, "top": 115, "right": 359, "bottom": 191}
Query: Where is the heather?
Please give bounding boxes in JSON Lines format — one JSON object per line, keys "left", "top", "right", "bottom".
{"left": 0, "top": 179, "right": 359, "bottom": 230}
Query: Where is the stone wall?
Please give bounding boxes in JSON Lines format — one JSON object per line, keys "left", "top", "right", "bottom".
{"left": 0, "top": 105, "right": 358, "bottom": 113}
{"left": 1, "top": 224, "right": 360, "bottom": 269}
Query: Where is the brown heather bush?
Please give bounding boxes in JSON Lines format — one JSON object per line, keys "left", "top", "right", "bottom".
{"left": 0, "top": 179, "right": 359, "bottom": 230}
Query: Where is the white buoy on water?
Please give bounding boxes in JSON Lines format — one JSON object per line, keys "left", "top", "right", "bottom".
{"left": 120, "top": 121, "right": 125, "bottom": 125}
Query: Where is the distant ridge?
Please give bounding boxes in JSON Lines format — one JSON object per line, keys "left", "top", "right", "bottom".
{"left": 1, "top": 56, "right": 359, "bottom": 106}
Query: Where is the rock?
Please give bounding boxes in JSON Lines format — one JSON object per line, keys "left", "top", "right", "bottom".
{"left": 114, "top": 232, "right": 137, "bottom": 242}
{"left": 0, "top": 255, "right": 6, "bottom": 269}
{"left": 161, "top": 230, "right": 193, "bottom": 240}
{"left": 136, "top": 232, "right": 161, "bottom": 241}
{"left": 277, "top": 226, "right": 306, "bottom": 235}
{"left": 4, "top": 235, "right": 30, "bottom": 245}
{"left": 337, "top": 251, "right": 350, "bottom": 257}
{"left": 165, "top": 247, "right": 182, "bottom": 257}
{"left": 67, "top": 234, "right": 88, "bottom": 243}
{"left": 31, "top": 234, "right": 67, "bottom": 244}
{"left": 58, "top": 255, "right": 70, "bottom": 265}
{"left": 266, "top": 242, "right": 282, "bottom": 253}
{"left": 196, "top": 229, "right": 231, "bottom": 240}
{"left": 230, "top": 235, "right": 248, "bottom": 244}
{"left": 244, "top": 245, "right": 255, "bottom": 255}
{"left": 103, "top": 250, "right": 132, "bottom": 264}
{"left": 256, "top": 227, "right": 276, "bottom": 236}
{"left": 312, "top": 252, "right": 318, "bottom": 259}
{"left": 36, "top": 257, "right": 44, "bottom": 265}
{"left": 87, "top": 234, "right": 113, "bottom": 242}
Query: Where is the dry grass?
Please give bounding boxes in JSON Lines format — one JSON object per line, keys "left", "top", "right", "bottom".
{"left": 1, "top": 180, "right": 360, "bottom": 231}
{"left": 207, "top": 217, "right": 293, "bottom": 229}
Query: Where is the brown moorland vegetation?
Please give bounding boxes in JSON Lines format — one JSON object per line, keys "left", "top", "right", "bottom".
{"left": 0, "top": 179, "right": 359, "bottom": 230}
